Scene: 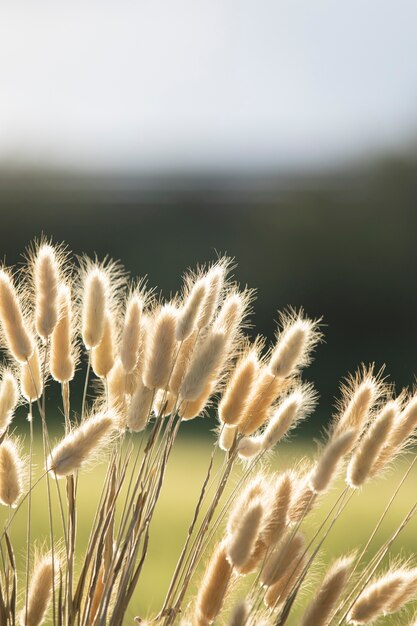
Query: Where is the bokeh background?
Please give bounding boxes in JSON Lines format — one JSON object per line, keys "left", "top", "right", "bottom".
{"left": 1, "top": 2, "right": 417, "bottom": 623}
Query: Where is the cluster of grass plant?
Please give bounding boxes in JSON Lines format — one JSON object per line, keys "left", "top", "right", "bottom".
{"left": 0, "top": 239, "right": 416, "bottom": 626}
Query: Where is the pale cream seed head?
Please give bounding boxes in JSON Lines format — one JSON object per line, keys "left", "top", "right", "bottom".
{"left": 20, "top": 345, "right": 44, "bottom": 402}
{"left": 0, "top": 370, "right": 19, "bottom": 433}
{"left": 261, "top": 385, "right": 316, "bottom": 451}
{"left": 197, "top": 265, "right": 225, "bottom": 329}
{"left": 0, "top": 438, "right": 24, "bottom": 507}
{"left": 50, "top": 283, "right": 76, "bottom": 383}
{"left": 21, "top": 554, "right": 59, "bottom": 626}
{"left": 227, "top": 502, "right": 263, "bottom": 569}
{"left": 218, "top": 351, "right": 258, "bottom": 426}
{"left": 300, "top": 555, "right": 354, "bottom": 626}
{"left": 348, "top": 568, "right": 413, "bottom": 624}
{"left": 347, "top": 401, "right": 397, "bottom": 487}
{"left": 0, "top": 269, "right": 34, "bottom": 363}
{"left": 33, "top": 243, "right": 60, "bottom": 339}
{"left": 142, "top": 304, "right": 178, "bottom": 390}
{"left": 310, "top": 429, "right": 357, "bottom": 494}
{"left": 176, "top": 279, "right": 207, "bottom": 342}
{"left": 120, "top": 294, "right": 143, "bottom": 373}
{"left": 127, "top": 380, "right": 154, "bottom": 432}
{"left": 269, "top": 316, "right": 320, "bottom": 379}
{"left": 91, "top": 312, "right": 116, "bottom": 378}
{"left": 82, "top": 266, "right": 109, "bottom": 350}
{"left": 180, "top": 329, "right": 227, "bottom": 402}
{"left": 47, "top": 411, "right": 115, "bottom": 477}
{"left": 260, "top": 471, "right": 293, "bottom": 548}
{"left": 261, "top": 532, "right": 304, "bottom": 587}
{"left": 179, "top": 380, "right": 214, "bottom": 421}
{"left": 333, "top": 370, "right": 380, "bottom": 438}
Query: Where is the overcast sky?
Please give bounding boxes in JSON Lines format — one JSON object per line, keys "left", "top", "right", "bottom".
{"left": 1, "top": 0, "right": 416, "bottom": 172}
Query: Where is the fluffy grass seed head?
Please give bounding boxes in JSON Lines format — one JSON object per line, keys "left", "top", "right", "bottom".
{"left": 237, "top": 367, "right": 284, "bottom": 436}
{"left": 287, "top": 462, "right": 317, "bottom": 522}
{"left": 347, "top": 400, "right": 397, "bottom": 487}
{"left": 0, "top": 369, "right": 19, "bottom": 433}
{"left": 107, "top": 357, "right": 127, "bottom": 413}
{"left": 0, "top": 268, "right": 34, "bottom": 363}
{"left": 180, "top": 328, "right": 228, "bottom": 402}
{"left": 269, "top": 311, "right": 321, "bottom": 379}
{"left": 120, "top": 293, "right": 143, "bottom": 373}
{"left": 32, "top": 243, "right": 60, "bottom": 340}
{"left": 91, "top": 312, "right": 116, "bottom": 378}
{"left": 195, "top": 541, "right": 233, "bottom": 624}
{"left": 50, "top": 283, "right": 76, "bottom": 383}
{"left": 226, "top": 501, "right": 263, "bottom": 570}
{"left": 80, "top": 258, "right": 123, "bottom": 350}
{"left": 46, "top": 410, "right": 115, "bottom": 477}
{"left": 20, "top": 344, "right": 43, "bottom": 402}
{"left": 332, "top": 366, "right": 382, "bottom": 438}
{"left": 300, "top": 555, "right": 355, "bottom": 626}
{"left": 384, "top": 567, "right": 417, "bottom": 613}
{"left": 169, "top": 330, "right": 197, "bottom": 396}
{"left": 20, "top": 553, "right": 59, "bottom": 626}
{"left": 142, "top": 304, "right": 178, "bottom": 390}
{"left": 213, "top": 288, "right": 251, "bottom": 339}
{"left": 348, "top": 567, "right": 416, "bottom": 624}
{"left": 310, "top": 429, "right": 357, "bottom": 494}
{"left": 218, "top": 349, "right": 259, "bottom": 426}
{"left": 380, "top": 394, "right": 417, "bottom": 458}
{"left": 261, "top": 383, "right": 317, "bottom": 451}
{"left": 179, "top": 380, "right": 215, "bottom": 421}
{"left": 260, "top": 531, "right": 305, "bottom": 587}
{"left": 197, "top": 263, "right": 226, "bottom": 330}
{"left": 264, "top": 551, "right": 309, "bottom": 608}
{"left": 260, "top": 471, "right": 293, "bottom": 548}
{"left": 227, "top": 474, "right": 268, "bottom": 537}
{"left": 0, "top": 438, "right": 24, "bottom": 507}
{"left": 127, "top": 380, "right": 154, "bottom": 432}
{"left": 176, "top": 278, "right": 207, "bottom": 342}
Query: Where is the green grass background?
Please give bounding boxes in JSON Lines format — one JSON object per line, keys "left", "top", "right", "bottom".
{"left": 2, "top": 430, "right": 417, "bottom": 625}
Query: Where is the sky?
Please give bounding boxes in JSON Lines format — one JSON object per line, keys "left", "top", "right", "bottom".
{"left": 0, "top": 0, "right": 417, "bottom": 172}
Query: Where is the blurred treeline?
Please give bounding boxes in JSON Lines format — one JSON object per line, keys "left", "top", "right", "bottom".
{"left": 0, "top": 151, "right": 416, "bottom": 434}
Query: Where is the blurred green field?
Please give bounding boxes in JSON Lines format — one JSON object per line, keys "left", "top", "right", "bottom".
{"left": 2, "top": 431, "right": 417, "bottom": 625}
